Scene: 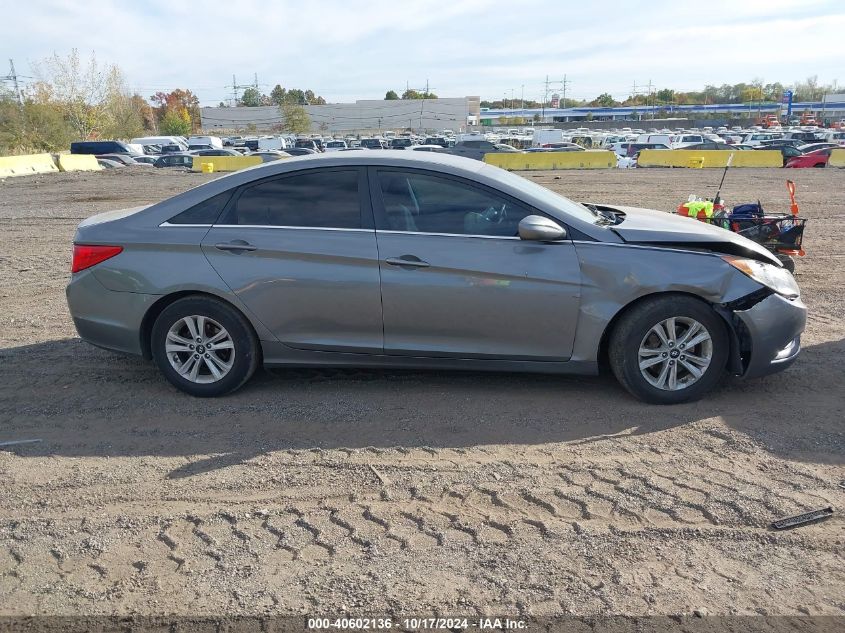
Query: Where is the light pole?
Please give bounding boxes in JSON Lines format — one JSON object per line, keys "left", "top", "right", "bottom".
{"left": 520, "top": 84, "right": 524, "bottom": 117}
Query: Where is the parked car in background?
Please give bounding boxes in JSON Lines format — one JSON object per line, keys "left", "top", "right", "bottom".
{"left": 294, "top": 139, "right": 320, "bottom": 152}
{"left": 757, "top": 138, "right": 804, "bottom": 149}
{"left": 324, "top": 140, "right": 348, "bottom": 152}
{"left": 96, "top": 158, "right": 123, "bottom": 169}
{"left": 153, "top": 154, "right": 195, "bottom": 169}
{"left": 424, "top": 137, "right": 449, "bottom": 148}
{"left": 131, "top": 155, "right": 158, "bottom": 165}
{"left": 785, "top": 147, "right": 834, "bottom": 168}
{"left": 159, "top": 144, "right": 183, "bottom": 154}
{"left": 670, "top": 134, "right": 705, "bottom": 148}
{"left": 741, "top": 132, "right": 784, "bottom": 146}
{"left": 444, "top": 139, "right": 520, "bottom": 160}
{"left": 191, "top": 149, "right": 242, "bottom": 157}
{"left": 131, "top": 136, "right": 188, "bottom": 151}
{"left": 360, "top": 138, "right": 387, "bottom": 150}
{"left": 795, "top": 142, "right": 838, "bottom": 154}
{"left": 249, "top": 151, "right": 291, "bottom": 163}
{"left": 783, "top": 131, "right": 821, "bottom": 143}
{"left": 95, "top": 154, "right": 149, "bottom": 166}
{"left": 283, "top": 147, "right": 319, "bottom": 156}
{"left": 682, "top": 141, "right": 748, "bottom": 151}
{"left": 755, "top": 144, "right": 803, "bottom": 166}
{"left": 540, "top": 142, "right": 585, "bottom": 151}
{"left": 71, "top": 141, "right": 136, "bottom": 155}
{"left": 389, "top": 138, "right": 414, "bottom": 150}
{"left": 610, "top": 142, "right": 669, "bottom": 157}
{"left": 187, "top": 135, "right": 224, "bottom": 150}
{"left": 66, "top": 152, "right": 804, "bottom": 404}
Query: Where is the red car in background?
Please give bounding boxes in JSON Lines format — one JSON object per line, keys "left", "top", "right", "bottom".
{"left": 785, "top": 147, "right": 834, "bottom": 168}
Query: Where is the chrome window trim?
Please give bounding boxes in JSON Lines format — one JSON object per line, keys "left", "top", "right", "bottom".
{"left": 159, "top": 222, "right": 213, "bottom": 228}
{"left": 211, "top": 225, "right": 372, "bottom": 232}
{"left": 376, "top": 229, "right": 521, "bottom": 240}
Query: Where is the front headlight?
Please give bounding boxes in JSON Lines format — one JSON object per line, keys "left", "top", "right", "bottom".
{"left": 722, "top": 256, "right": 800, "bottom": 299}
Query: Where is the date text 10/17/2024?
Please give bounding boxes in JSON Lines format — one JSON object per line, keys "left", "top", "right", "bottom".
{"left": 307, "top": 617, "right": 528, "bottom": 630}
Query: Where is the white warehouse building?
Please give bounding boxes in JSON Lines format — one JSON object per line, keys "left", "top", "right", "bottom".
{"left": 200, "top": 97, "right": 481, "bottom": 134}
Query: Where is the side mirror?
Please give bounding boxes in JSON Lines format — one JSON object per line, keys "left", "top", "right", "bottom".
{"left": 518, "top": 215, "right": 567, "bottom": 241}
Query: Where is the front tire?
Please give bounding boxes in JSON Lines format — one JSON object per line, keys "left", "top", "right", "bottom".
{"left": 151, "top": 296, "right": 260, "bottom": 397}
{"left": 609, "top": 296, "right": 729, "bottom": 404}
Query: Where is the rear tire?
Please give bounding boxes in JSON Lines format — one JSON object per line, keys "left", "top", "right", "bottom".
{"left": 151, "top": 296, "right": 260, "bottom": 397}
{"left": 609, "top": 296, "right": 729, "bottom": 404}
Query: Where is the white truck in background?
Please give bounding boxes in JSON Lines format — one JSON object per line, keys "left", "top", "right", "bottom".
{"left": 531, "top": 129, "right": 564, "bottom": 147}
{"left": 187, "top": 135, "right": 224, "bottom": 149}
{"left": 257, "top": 136, "right": 286, "bottom": 150}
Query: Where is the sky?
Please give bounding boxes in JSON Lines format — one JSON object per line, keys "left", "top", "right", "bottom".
{"left": 4, "top": 0, "right": 845, "bottom": 106}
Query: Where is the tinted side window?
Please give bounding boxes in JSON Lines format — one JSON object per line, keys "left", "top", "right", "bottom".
{"left": 168, "top": 191, "right": 233, "bottom": 224}
{"left": 227, "top": 170, "right": 360, "bottom": 228}
{"left": 377, "top": 171, "right": 534, "bottom": 237}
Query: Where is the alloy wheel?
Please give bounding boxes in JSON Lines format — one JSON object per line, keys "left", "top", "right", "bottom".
{"left": 165, "top": 315, "right": 235, "bottom": 384}
{"left": 637, "top": 317, "right": 713, "bottom": 391}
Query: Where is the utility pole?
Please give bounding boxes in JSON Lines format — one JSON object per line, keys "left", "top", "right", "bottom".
{"left": 561, "top": 74, "right": 570, "bottom": 107}
{"left": 647, "top": 79, "right": 653, "bottom": 119}
{"left": 2, "top": 59, "right": 25, "bottom": 105}
{"left": 542, "top": 75, "right": 549, "bottom": 121}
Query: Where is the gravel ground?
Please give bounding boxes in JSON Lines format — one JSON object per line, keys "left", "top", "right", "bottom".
{"left": 0, "top": 166, "right": 843, "bottom": 619}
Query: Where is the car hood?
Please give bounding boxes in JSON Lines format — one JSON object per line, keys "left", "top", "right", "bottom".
{"left": 592, "top": 204, "right": 781, "bottom": 266}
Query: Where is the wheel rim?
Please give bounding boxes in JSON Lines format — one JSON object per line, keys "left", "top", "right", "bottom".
{"left": 638, "top": 317, "right": 713, "bottom": 391}
{"left": 165, "top": 315, "right": 235, "bottom": 384}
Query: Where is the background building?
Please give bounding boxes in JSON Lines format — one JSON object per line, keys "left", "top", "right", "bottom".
{"left": 200, "top": 97, "right": 481, "bottom": 134}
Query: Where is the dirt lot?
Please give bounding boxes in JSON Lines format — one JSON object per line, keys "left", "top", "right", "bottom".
{"left": 0, "top": 166, "right": 843, "bottom": 619}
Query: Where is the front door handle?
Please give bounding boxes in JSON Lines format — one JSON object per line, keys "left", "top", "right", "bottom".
{"left": 385, "top": 256, "right": 430, "bottom": 268}
{"left": 215, "top": 240, "right": 257, "bottom": 252}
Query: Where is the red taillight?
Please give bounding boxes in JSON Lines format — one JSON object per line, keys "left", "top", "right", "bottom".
{"left": 71, "top": 244, "right": 123, "bottom": 273}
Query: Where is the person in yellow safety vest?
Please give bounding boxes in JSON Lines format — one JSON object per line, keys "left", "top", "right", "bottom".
{"left": 677, "top": 200, "right": 715, "bottom": 220}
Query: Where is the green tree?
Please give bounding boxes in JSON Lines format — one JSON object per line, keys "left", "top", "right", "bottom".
{"left": 270, "top": 84, "right": 287, "bottom": 105}
{"left": 385, "top": 90, "right": 399, "bottom": 100}
{"left": 159, "top": 108, "right": 191, "bottom": 136}
{"left": 280, "top": 100, "right": 310, "bottom": 134}
{"left": 590, "top": 93, "right": 617, "bottom": 107}
{"left": 656, "top": 88, "right": 675, "bottom": 104}
{"left": 286, "top": 88, "right": 306, "bottom": 105}
{"left": 240, "top": 87, "right": 263, "bottom": 107}
{"left": 402, "top": 89, "right": 437, "bottom": 99}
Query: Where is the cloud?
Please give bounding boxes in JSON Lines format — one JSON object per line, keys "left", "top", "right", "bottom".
{"left": 5, "top": 0, "right": 843, "bottom": 104}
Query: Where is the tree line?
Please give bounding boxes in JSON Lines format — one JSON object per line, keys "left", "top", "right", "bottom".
{"left": 0, "top": 50, "right": 320, "bottom": 155}
{"left": 480, "top": 77, "right": 840, "bottom": 110}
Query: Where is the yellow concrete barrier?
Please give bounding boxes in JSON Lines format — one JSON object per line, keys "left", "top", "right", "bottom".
{"left": 638, "top": 149, "right": 782, "bottom": 168}
{"left": 484, "top": 150, "right": 616, "bottom": 170}
{"left": 56, "top": 154, "right": 103, "bottom": 172}
{"left": 830, "top": 148, "right": 845, "bottom": 168}
{"left": 0, "top": 153, "right": 59, "bottom": 178}
{"left": 191, "top": 156, "right": 263, "bottom": 172}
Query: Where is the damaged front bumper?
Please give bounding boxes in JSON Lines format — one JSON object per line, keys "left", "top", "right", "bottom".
{"left": 728, "top": 292, "right": 807, "bottom": 379}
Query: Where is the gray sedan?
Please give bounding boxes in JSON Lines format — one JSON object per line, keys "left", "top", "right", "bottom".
{"left": 66, "top": 152, "right": 805, "bottom": 403}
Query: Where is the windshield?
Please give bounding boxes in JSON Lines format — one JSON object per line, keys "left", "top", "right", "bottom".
{"left": 482, "top": 166, "right": 602, "bottom": 224}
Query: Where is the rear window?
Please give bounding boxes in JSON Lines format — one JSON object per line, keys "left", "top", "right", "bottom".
{"left": 167, "top": 191, "right": 233, "bottom": 225}
{"left": 224, "top": 170, "right": 361, "bottom": 228}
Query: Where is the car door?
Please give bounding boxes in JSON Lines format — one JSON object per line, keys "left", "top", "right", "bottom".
{"left": 201, "top": 167, "right": 384, "bottom": 353}
{"left": 370, "top": 168, "right": 581, "bottom": 361}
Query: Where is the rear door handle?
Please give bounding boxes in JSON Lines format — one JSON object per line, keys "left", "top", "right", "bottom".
{"left": 385, "top": 256, "right": 430, "bottom": 268}
{"left": 215, "top": 240, "right": 257, "bottom": 252}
